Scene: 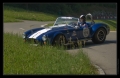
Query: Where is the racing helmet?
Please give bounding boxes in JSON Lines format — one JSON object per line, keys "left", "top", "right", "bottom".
{"left": 80, "top": 15, "right": 85, "bottom": 19}
{"left": 80, "top": 15, "right": 86, "bottom": 22}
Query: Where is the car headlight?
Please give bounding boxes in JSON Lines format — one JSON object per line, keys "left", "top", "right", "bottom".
{"left": 22, "top": 33, "right": 25, "bottom": 38}
{"left": 42, "top": 35, "right": 47, "bottom": 41}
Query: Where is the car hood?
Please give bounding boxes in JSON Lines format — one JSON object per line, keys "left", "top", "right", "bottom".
{"left": 28, "top": 24, "right": 73, "bottom": 39}
{"left": 28, "top": 28, "right": 51, "bottom": 39}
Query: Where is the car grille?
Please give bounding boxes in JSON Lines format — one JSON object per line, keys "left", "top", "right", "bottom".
{"left": 26, "top": 38, "right": 39, "bottom": 44}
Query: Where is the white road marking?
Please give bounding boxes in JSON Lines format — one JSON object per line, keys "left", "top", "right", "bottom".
{"left": 110, "top": 31, "right": 116, "bottom": 32}
{"left": 19, "top": 28, "right": 25, "bottom": 30}
{"left": 41, "top": 24, "right": 47, "bottom": 27}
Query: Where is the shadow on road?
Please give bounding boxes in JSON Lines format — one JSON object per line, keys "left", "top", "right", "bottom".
{"left": 65, "top": 40, "right": 116, "bottom": 50}
{"left": 85, "top": 40, "right": 116, "bottom": 47}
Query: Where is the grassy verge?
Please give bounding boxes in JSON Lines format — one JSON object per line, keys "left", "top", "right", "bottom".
{"left": 4, "top": 6, "right": 116, "bottom": 31}
{"left": 3, "top": 32, "right": 98, "bottom": 75}
{"left": 3, "top": 16, "right": 22, "bottom": 22}
{"left": 4, "top": 6, "right": 57, "bottom": 22}
{"left": 45, "top": 23, "right": 54, "bottom": 27}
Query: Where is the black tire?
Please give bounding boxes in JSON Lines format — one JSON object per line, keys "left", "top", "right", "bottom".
{"left": 52, "top": 34, "right": 66, "bottom": 46}
{"left": 92, "top": 28, "right": 106, "bottom": 44}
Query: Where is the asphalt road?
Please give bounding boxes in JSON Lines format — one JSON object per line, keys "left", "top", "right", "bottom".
{"left": 67, "top": 32, "right": 117, "bottom": 75}
{"left": 4, "top": 20, "right": 54, "bottom": 34}
{"left": 4, "top": 21, "right": 117, "bottom": 75}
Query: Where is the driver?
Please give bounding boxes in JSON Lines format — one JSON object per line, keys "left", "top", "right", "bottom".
{"left": 77, "top": 15, "right": 88, "bottom": 47}
{"left": 77, "top": 15, "right": 88, "bottom": 28}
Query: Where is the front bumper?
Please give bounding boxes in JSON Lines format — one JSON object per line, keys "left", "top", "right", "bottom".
{"left": 24, "top": 38, "right": 50, "bottom": 45}
{"left": 24, "top": 38, "right": 42, "bottom": 44}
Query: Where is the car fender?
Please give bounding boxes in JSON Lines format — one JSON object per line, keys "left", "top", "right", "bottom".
{"left": 51, "top": 32, "right": 65, "bottom": 44}
{"left": 91, "top": 23, "right": 108, "bottom": 37}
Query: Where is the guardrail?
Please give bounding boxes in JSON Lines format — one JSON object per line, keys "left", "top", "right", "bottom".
{"left": 93, "top": 16, "right": 117, "bottom": 20}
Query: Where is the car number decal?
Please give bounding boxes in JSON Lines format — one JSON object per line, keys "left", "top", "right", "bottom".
{"left": 83, "top": 27, "right": 90, "bottom": 37}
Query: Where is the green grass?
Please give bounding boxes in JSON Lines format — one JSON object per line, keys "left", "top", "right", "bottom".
{"left": 4, "top": 6, "right": 57, "bottom": 22}
{"left": 4, "top": 32, "right": 98, "bottom": 75}
{"left": 45, "top": 23, "right": 54, "bottom": 27}
{"left": 4, "top": 6, "right": 117, "bottom": 31}
{"left": 3, "top": 16, "right": 23, "bottom": 22}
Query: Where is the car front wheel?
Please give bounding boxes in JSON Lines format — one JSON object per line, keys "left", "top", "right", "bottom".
{"left": 92, "top": 28, "right": 106, "bottom": 44}
{"left": 52, "top": 34, "right": 66, "bottom": 46}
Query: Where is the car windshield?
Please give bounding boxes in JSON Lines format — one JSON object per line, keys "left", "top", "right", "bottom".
{"left": 53, "top": 17, "right": 78, "bottom": 26}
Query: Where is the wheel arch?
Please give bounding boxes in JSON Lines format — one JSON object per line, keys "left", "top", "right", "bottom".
{"left": 51, "top": 32, "right": 66, "bottom": 45}
{"left": 91, "top": 23, "right": 108, "bottom": 37}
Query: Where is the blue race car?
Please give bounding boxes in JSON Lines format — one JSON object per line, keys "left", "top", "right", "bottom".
{"left": 22, "top": 13, "right": 110, "bottom": 46}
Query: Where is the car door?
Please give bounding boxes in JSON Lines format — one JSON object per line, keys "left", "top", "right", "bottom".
{"left": 64, "top": 25, "right": 91, "bottom": 41}
{"left": 65, "top": 27, "right": 81, "bottom": 41}
{"left": 77, "top": 26, "right": 91, "bottom": 39}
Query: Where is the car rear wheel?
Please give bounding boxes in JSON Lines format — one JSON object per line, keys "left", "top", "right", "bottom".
{"left": 92, "top": 28, "right": 106, "bottom": 44}
{"left": 52, "top": 34, "right": 66, "bottom": 46}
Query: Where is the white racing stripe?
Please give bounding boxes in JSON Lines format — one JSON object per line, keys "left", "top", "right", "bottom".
{"left": 29, "top": 28, "right": 51, "bottom": 39}
{"left": 29, "top": 31, "right": 41, "bottom": 38}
